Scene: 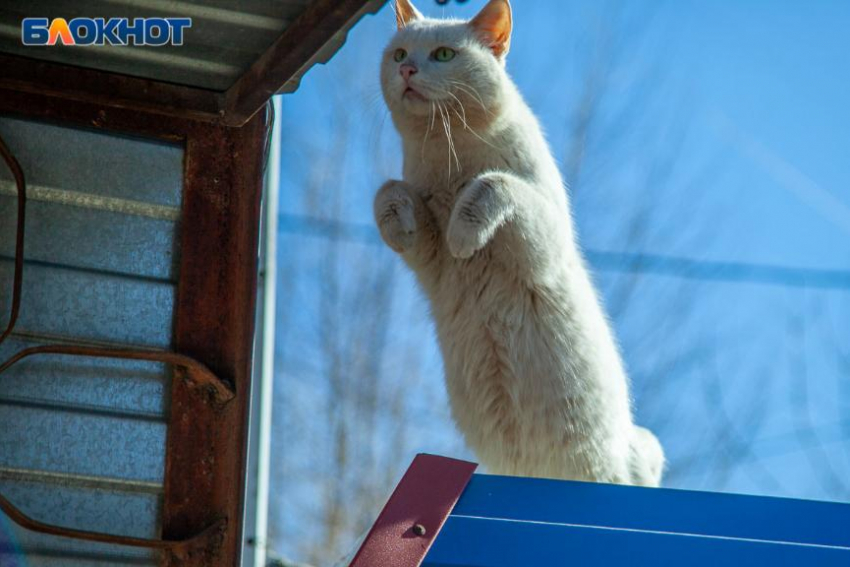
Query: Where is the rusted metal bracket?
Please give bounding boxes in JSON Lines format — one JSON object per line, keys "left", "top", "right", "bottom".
{"left": 0, "top": 344, "right": 235, "bottom": 407}
{"left": 0, "top": 490, "right": 226, "bottom": 560}
{"left": 0, "top": 132, "right": 25, "bottom": 346}
{"left": 0, "top": 130, "right": 234, "bottom": 408}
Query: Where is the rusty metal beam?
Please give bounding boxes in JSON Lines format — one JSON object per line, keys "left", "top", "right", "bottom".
{"left": 163, "top": 103, "right": 271, "bottom": 567}
{"left": 0, "top": 87, "right": 192, "bottom": 142}
{"left": 0, "top": 54, "right": 225, "bottom": 124}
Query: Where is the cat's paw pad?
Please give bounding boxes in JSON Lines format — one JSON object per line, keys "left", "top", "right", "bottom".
{"left": 375, "top": 181, "right": 416, "bottom": 253}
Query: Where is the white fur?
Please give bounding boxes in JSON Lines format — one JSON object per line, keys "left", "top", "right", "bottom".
{"left": 375, "top": 1, "right": 664, "bottom": 486}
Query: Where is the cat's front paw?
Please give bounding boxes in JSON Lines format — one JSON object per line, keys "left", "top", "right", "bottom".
{"left": 446, "top": 213, "right": 486, "bottom": 259}
{"left": 447, "top": 177, "right": 505, "bottom": 259}
{"left": 374, "top": 180, "right": 416, "bottom": 254}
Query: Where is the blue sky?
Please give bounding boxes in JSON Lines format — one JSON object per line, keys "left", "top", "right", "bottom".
{"left": 661, "top": 0, "right": 850, "bottom": 269}
{"left": 271, "top": 0, "right": 850, "bottom": 561}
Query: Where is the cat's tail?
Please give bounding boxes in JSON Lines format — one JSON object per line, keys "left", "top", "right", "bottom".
{"left": 628, "top": 426, "right": 665, "bottom": 487}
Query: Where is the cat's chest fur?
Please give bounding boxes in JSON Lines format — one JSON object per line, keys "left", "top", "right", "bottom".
{"left": 405, "top": 131, "right": 522, "bottom": 232}
{"left": 400, "top": 138, "right": 595, "bottom": 478}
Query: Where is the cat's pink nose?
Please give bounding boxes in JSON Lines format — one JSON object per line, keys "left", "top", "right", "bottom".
{"left": 400, "top": 64, "right": 418, "bottom": 81}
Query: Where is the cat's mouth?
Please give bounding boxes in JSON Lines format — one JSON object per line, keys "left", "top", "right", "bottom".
{"left": 403, "top": 86, "right": 428, "bottom": 102}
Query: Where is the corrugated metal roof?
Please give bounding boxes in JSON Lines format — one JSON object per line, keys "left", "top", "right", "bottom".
{"left": 0, "top": 0, "right": 384, "bottom": 92}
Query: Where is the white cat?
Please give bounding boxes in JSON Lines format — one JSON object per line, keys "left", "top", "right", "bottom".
{"left": 375, "top": 0, "right": 664, "bottom": 486}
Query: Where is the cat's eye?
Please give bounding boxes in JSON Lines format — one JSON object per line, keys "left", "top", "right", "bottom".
{"left": 433, "top": 47, "right": 456, "bottom": 62}
{"left": 393, "top": 48, "right": 407, "bottom": 62}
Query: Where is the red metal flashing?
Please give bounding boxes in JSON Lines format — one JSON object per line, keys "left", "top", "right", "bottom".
{"left": 348, "top": 454, "right": 478, "bottom": 567}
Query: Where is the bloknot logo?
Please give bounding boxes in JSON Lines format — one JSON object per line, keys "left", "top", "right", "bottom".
{"left": 21, "top": 17, "right": 192, "bottom": 46}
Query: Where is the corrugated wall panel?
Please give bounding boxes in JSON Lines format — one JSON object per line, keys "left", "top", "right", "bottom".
{"left": 0, "top": 341, "right": 169, "bottom": 418}
{"left": 0, "top": 115, "right": 182, "bottom": 564}
{"left": 0, "top": 117, "right": 182, "bottom": 207}
{"left": 0, "top": 261, "right": 176, "bottom": 347}
{"left": 0, "top": 405, "right": 167, "bottom": 482}
{"left": 0, "top": 201, "right": 179, "bottom": 281}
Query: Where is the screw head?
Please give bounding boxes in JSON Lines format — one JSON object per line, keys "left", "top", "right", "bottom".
{"left": 412, "top": 523, "right": 427, "bottom": 537}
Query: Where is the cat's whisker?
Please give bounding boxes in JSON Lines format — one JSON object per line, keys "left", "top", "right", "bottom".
{"left": 454, "top": 88, "right": 487, "bottom": 115}
{"left": 421, "top": 102, "right": 435, "bottom": 164}
{"left": 443, "top": 102, "right": 461, "bottom": 176}
{"left": 445, "top": 92, "right": 469, "bottom": 129}
{"left": 436, "top": 102, "right": 452, "bottom": 177}
{"left": 445, "top": 92, "right": 504, "bottom": 152}
{"left": 451, "top": 80, "right": 487, "bottom": 107}
{"left": 448, "top": 80, "right": 492, "bottom": 117}
{"left": 436, "top": 102, "right": 460, "bottom": 179}
{"left": 372, "top": 107, "right": 390, "bottom": 160}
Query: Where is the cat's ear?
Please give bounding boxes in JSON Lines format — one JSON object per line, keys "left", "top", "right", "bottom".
{"left": 469, "top": 0, "right": 512, "bottom": 59}
{"left": 395, "top": 0, "right": 423, "bottom": 29}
